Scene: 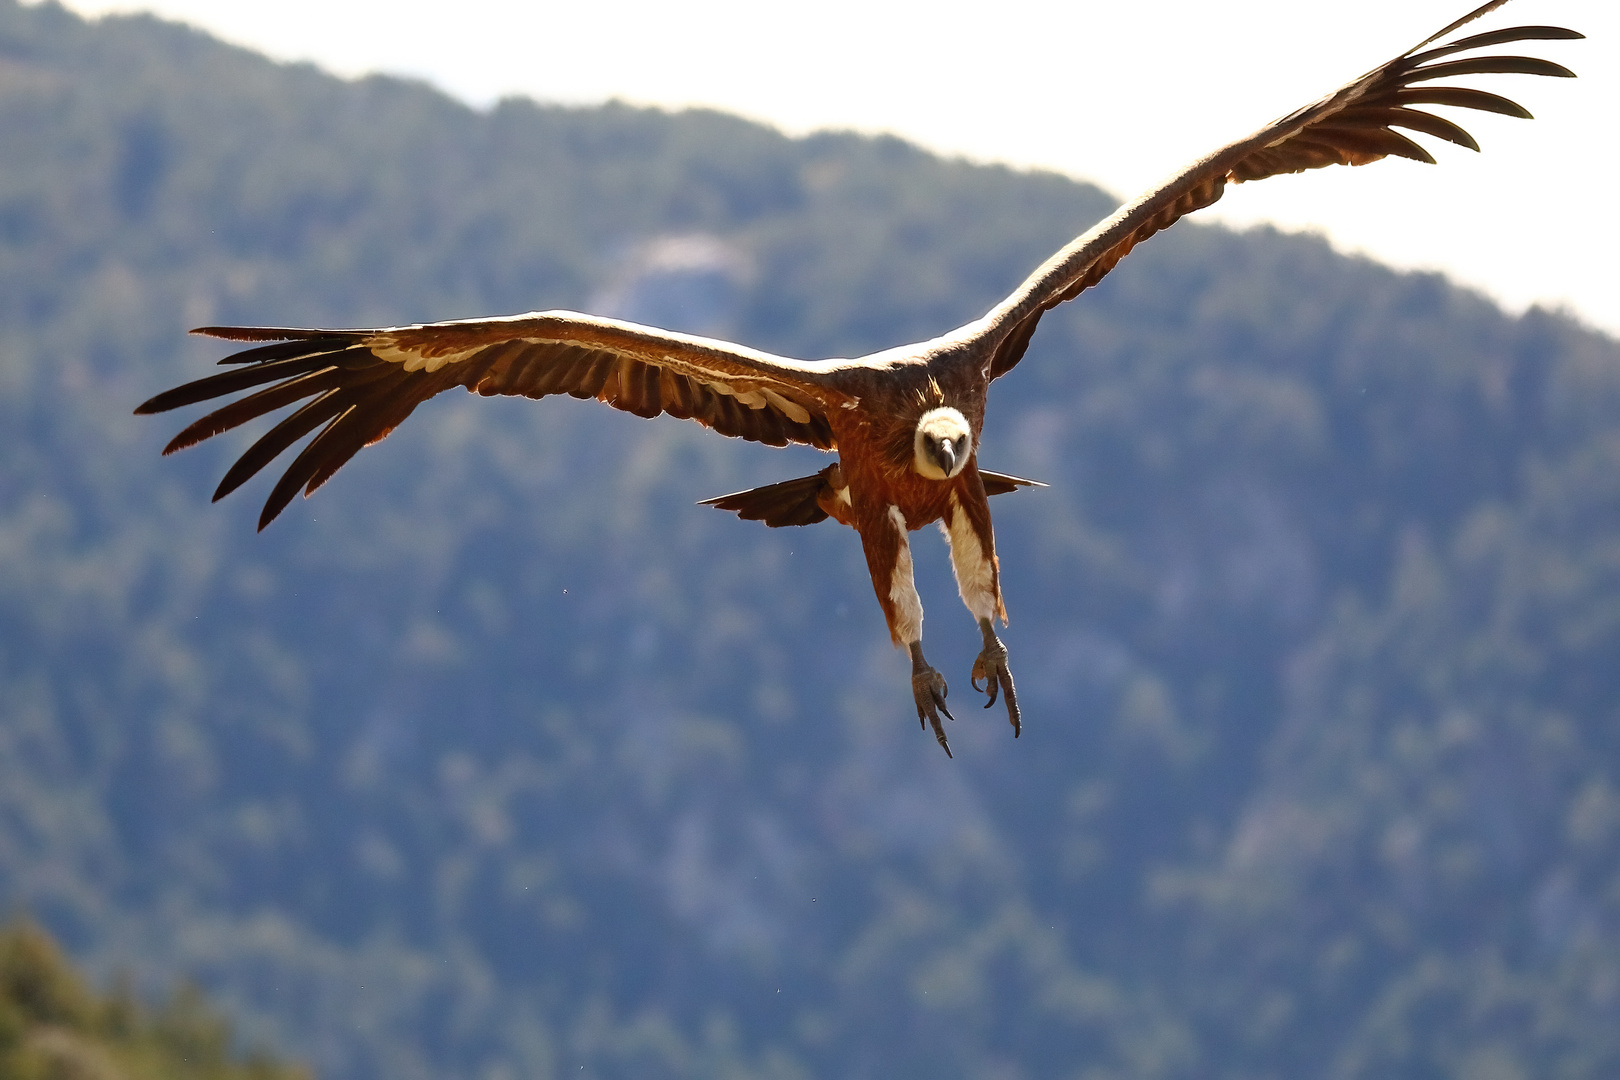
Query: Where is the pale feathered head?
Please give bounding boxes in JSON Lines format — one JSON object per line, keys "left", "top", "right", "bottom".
{"left": 913, "top": 406, "right": 972, "bottom": 480}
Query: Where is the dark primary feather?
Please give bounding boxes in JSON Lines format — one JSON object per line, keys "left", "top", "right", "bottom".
{"left": 984, "top": 6, "right": 1580, "bottom": 380}
{"left": 136, "top": 345, "right": 362, "bottom": 415}
{"left": 164, "top": 367, "right": 354, "bottom": 456}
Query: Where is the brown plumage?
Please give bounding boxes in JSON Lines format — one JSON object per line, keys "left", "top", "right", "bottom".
{"left": 137, "top": 2, "right": 1579, "bottom": 756}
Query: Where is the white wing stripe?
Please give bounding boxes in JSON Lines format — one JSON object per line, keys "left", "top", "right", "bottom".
{"left": 762, "top": 389, "right": 812, "bottom": 424}
{"left": 372, "top": 335, "right": 496, "bottom": 374}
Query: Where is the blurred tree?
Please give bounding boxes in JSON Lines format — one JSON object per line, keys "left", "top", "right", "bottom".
{"left": 0, "top": 920, "right": 309, "bottom": 1080}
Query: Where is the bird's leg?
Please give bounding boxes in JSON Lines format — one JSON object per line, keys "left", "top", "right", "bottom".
{"left": 857, "top": 504, "right": 955, "bottom": 757}
{"left": 971, "top": 617, "right": 1020, "bottom": 737}
{"left": 938, "top": 483, "right": 1020, "bottom": 738}
{"left": 909, "top": 640, "right": 955, "bottom": 758}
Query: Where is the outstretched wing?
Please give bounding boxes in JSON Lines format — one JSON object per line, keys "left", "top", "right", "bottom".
{"left": 983, "top": 0, "right": 1581, "bottom": 379}
{"left": 137, "top": 310, "right": 847, "bottom": 530}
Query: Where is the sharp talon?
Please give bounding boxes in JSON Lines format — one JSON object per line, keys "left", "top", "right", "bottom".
{"left": 911, "top": 656, "right": 956, "bottom": 758}
{"left": 972, "top": 629, "right": 1021, "bottom": 738}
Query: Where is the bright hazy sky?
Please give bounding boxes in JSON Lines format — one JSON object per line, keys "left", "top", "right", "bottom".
{"left": 53, "top": 0, "right": 1617, "bottom": 337}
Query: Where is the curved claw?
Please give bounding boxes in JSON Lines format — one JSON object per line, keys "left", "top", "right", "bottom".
{"left": 971, "top": 631, "right": 1021, "bottom": 738}
{"left": 911, "top": 664, "right": 955, "bottom": 758}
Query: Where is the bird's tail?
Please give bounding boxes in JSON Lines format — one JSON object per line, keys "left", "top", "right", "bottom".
{"left": 700, "top": 467, "right": 1044, "bottom": 528}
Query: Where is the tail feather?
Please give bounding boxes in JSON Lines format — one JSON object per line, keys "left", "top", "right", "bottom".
{"left": 700, "top": 471, "right": 833, "bottom": 528}
{"left": 978, "top": 469, "right": 1045, "bottom": 498}
{"left": 700, "top": 467, "right": 1045, "bottom": 528}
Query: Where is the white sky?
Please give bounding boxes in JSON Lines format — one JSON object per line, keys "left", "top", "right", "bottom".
{"left": 54, "top": 0, "right": 1617, "bottom": 337}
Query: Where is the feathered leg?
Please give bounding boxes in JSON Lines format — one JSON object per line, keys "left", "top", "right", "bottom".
{"left": 859, "top": 504, "right": 954, "bottom": 757}
{"left": 942, "top": 474, "right": 1020, "bottom": 737}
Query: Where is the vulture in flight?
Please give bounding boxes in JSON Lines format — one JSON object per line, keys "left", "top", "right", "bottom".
{"left": 139, "top": 1, "right": 1580, "bottom": 757}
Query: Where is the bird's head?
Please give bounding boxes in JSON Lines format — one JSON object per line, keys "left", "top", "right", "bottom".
{"left": 913, "top": 406, "right": 972, "bottom": 481}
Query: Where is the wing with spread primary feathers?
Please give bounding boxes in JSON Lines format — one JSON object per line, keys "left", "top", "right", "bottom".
{"left": 983, "top": 0, "right": 1581, "bottom": 379}
{"left": 136, "top": 311, "right": 847, "bottom": 530}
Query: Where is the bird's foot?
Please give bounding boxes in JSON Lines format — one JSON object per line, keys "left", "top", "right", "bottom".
{"left": 971, "top": 619, "right": 1020, "bottom": 737}
{"left": 908, "top": 642, "right": 955, "bottom": 758}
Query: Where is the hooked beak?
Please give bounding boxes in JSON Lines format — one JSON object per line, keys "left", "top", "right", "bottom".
{"left": 935, "top": 437, "right": 957, "bottom": 477}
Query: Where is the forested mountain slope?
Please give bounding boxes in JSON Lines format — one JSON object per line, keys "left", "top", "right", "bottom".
{"left": 0, "top": 920, "right": 310, "bottom": 1080}
{"left": 1, "top": 2, "right": 1617, "bottom": 1077}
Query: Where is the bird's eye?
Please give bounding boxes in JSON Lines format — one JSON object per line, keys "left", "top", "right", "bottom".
{"left": 956, "top": 435, "right": 969, "bottom": 455}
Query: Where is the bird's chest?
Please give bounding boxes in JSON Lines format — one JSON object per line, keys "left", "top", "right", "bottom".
{"left": 879, "top": 474, "right": 958, "bottom": 529}
{"left": 831, "top": 413, "right": 959, "bottom": 530}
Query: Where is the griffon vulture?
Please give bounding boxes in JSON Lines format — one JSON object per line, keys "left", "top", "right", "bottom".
{"left": 138, "top": 1, "right": 1580, "bottom": 756}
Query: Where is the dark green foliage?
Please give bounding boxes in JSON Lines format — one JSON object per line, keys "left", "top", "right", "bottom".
{"left": 0, "top": 920, "right": 309, "bottom": 1079}
{"left": 1, "top": 1, "right": 1617, "bottom": 1078}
